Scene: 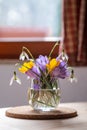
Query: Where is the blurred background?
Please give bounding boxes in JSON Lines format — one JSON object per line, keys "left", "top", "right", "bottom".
{"left": 0, "top": 0, "right": 87, "bottom": 108}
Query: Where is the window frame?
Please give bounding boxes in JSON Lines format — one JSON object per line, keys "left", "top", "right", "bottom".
{"left": 0, "top": 0, "right": 63, "bottom": 60}
{"left": 0, "top": 37, "right": 62, "bottom": 59}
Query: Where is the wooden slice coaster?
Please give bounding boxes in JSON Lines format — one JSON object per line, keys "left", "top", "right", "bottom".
{"left": 5, "top": 106, "right": 77, "bottom": 120}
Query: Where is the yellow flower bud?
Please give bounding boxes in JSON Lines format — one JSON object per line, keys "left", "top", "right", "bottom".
{"left": 19, "top": 61, "right": 34, "bottom": 73}
{"left": 19, "top": 66, "right": 28, "bottom": 73}
{"left": 46, "top": 58, "right": 60, "bottom": 72}
{"left": 24, "top": 61, "right": 34, "bottom": 69}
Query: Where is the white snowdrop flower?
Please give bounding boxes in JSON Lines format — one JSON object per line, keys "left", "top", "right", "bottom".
{"left": 19, "top": 51, "right": 29, "bottom": 61}
{"left": 9, "top": 71, "right": 21, "bottom": 86}
{"left": 69, "top": 69, "right": 77, "bottom": 83}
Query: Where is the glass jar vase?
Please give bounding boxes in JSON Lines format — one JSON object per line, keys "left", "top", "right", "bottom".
{"left": 28, "top": 78, "right": 60, "bottom": 111}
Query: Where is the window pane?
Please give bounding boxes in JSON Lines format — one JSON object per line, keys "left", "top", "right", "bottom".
{"left": 0, "top": 0, "right": 62, "bottom": 37}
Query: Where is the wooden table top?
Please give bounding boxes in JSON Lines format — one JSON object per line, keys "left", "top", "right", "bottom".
{"left": 0, "top": 102, "right": 87, "bottom": 130}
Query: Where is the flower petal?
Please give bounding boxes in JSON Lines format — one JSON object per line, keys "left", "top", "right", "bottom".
{"left": 16, "top": 78, "right": 21, "bottom": 85}
{"left": 9, "top": 76, "right": 14, "bottom": 86}
{"left": 19, "top": 51, "right": 29, "bottom": 61}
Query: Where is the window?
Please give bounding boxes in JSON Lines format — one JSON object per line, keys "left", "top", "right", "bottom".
{"left": 0, "top": 0, "right": 62, "bottom": 59}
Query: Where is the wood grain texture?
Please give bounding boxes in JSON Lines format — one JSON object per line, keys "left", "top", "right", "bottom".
{"left": 5, "top": 106, "right": 77, "bottom": 120}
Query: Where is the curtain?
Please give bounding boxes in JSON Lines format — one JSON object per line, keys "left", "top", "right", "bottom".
{"left": 63, "top": 0, "right": 87, "bottom": 66}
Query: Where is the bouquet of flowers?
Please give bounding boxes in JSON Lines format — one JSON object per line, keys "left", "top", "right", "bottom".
{"left": 10, "top": 42, "right": 77, "bottom": 111}
{"left": 10, "top": 42, "right": 76, "bottom": 86}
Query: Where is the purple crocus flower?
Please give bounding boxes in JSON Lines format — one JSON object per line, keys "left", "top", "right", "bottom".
{"left": 36, "top": 55, "right": 49, "bottom": 71}
{"left": 33, "top": 84, "right": 40, "bottom": 90}
{"left": 52, "top": 61, "right": 69, "bottom": 79}
{"left": 26, "top": 65, "right": 41, "bottom": 79}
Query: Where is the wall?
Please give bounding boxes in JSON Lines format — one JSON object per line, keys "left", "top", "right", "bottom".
{"left": 0, "top": 63, "right": 87, "bottom": 108}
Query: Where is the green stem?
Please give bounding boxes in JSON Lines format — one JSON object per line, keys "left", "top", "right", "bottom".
{"left": 39, "top": 68, "right": 52, "bottom": 89}
{"left": 48, "top": 41, "right": 60, "bottom": 58}
{"left": 14, "top": 71, "right": 17, "bottom": 80}
{"left": 35, "top": 100, "right": 55, "bottom": 107}
{"left": 22, "top": 46, "right": 34, "bottom": 60}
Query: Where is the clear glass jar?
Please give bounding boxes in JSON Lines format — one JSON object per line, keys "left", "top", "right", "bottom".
{"left": 28, "top": 78, "right": 60, "bottom": 111}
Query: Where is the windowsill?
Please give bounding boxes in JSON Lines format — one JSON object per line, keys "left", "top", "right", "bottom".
{"left": 0, "top": 37, "right": 63, "bottom": 42}
{"left": 0, "top": 37, "right": 62, "bottom": 59}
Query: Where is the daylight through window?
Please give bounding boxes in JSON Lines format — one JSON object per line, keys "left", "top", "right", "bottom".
{"left": 0, "top": 0, "right": 62, "bottom": 38}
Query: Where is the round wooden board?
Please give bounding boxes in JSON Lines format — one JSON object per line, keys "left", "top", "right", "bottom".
{"left": 5, "top": 106, "right": 77, "bottom": 120}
